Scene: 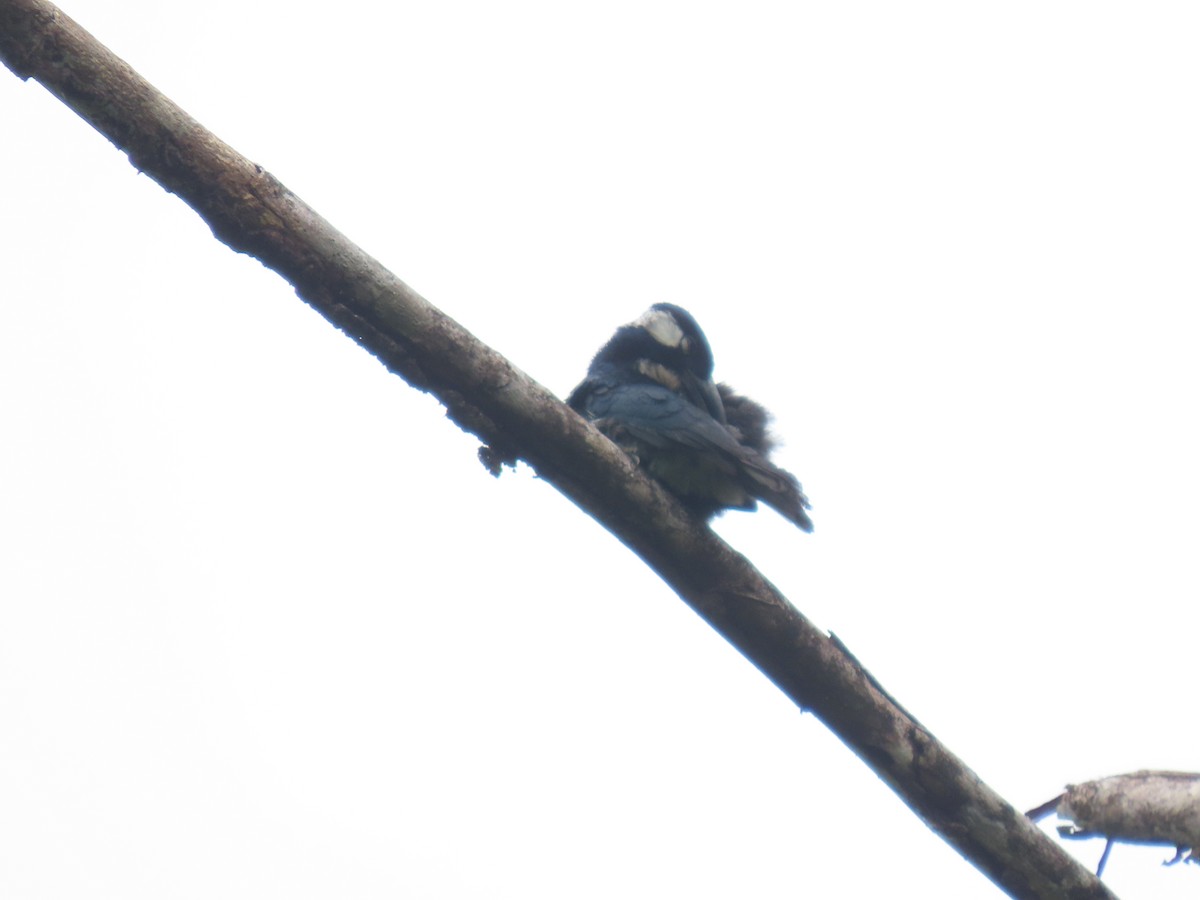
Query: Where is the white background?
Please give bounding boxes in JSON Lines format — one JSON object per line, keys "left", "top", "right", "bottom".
{"left": 2, "top": 2, "right": 1198, "bottom": 897}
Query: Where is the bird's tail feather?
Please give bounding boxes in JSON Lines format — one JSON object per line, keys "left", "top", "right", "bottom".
{"left": 740, "top": 452, "right": 813, "bottom": 532}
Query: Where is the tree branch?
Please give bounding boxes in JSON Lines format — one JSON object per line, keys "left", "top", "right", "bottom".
{"left": 1042, "top": 771, "right": 1200, "bottom": 875}
{"left": 0, "top": 2, "right": 1114, "bottom": 897}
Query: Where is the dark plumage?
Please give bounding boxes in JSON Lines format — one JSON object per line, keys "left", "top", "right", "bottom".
{"left": 717, "top": 383, "right": 776, "bottom": 456}
{"left": 567, "top": 304, "right": 812, "bottom": 532}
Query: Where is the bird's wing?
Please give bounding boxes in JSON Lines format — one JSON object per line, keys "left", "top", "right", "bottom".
{"left": 572, "top": 377, "right": 813, "bottom": 532}
{"left": 580, "top": 381, "right": 745, "bottom": 457}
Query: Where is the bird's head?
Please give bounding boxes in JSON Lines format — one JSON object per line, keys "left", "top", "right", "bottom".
{"left": 629, "top": 303, "right": 716, "bottom": 381}
{"left": 587, "top": 303, "right": 725, "bottom": 423}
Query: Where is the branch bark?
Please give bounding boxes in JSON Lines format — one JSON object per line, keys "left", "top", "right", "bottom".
{"left": 0, "top": 2, "right": 1115, "bottom": 897}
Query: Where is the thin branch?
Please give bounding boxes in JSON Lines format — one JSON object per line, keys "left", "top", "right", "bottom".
{"left": 1041, "top": 771, "right": 1200, "bottom": 874}
{"left": 0, "top": 2, "right": 1115, "bottom": 897}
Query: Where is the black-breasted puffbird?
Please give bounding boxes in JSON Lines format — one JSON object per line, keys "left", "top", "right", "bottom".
{"left": 568, "top": 303, "right": 813, "bottom": 532}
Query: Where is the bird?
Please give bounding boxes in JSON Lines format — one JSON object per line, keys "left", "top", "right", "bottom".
{"left": 567, "top": 303, "right": 813, "bottom": 532}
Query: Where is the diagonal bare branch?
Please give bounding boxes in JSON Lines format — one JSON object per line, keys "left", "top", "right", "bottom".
{"left": 0, "top": 2, "right": 1115, "bottom": 896}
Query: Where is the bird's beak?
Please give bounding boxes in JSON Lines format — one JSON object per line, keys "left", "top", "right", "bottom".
{"left": 691, "top": 376, "right": 727, "bottom": 425}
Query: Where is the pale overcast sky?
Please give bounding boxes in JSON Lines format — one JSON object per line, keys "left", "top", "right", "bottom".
{"left": 2, "top": 3, "right": 1199, "bottom": 898}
